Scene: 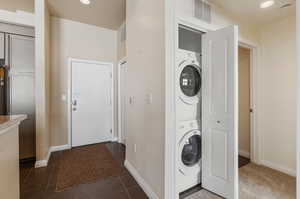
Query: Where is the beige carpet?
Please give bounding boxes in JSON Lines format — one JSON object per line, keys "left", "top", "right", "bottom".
{"left": 186, "top": 163, "right": 296, "bottom": 199}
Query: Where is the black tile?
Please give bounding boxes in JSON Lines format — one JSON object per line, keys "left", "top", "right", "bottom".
{"left": 239, "top": 156, "right": 250, "bottom": 168}
{"left": 20, "top": 142, "right": 147, "bottom": 199}
{"left": 120, "top": 174, "right": 139, "bottom": 189}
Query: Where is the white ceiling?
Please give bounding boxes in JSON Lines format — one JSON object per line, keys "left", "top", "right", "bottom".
{"left": 47, "top": 0, "right": 125, "bottom": 30}
{"left": 208, "top": 0, "right": 296, "bottom": 26}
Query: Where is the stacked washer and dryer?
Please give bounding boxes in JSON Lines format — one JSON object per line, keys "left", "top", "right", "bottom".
{"left": 176, "top": 26, "right": 203, "bottom": 193}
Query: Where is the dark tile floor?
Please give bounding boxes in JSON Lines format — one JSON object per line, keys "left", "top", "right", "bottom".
{"left": 20, "top": 142, "right": 148, "bottom": 199}
{"left": 238, "top": 156, "right": 250, "bottom": 168}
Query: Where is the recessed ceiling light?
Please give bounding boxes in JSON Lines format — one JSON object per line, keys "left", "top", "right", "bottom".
{"left": 260, "top": 0, "right": 275, "bottom": 9}
{"left": 80, "top": 0, "right": 90, "bottom": 5}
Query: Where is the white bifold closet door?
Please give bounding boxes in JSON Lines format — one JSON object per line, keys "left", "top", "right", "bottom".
{"left": 202, "top": 26, "right": 239, "bottom": 199}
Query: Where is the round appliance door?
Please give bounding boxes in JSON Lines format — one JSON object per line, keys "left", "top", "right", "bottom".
{"left": 179, "top": 130, "right": 202, "bottom": 175}
{"left": 179, "top": 63, "right": 201, "bottom": 105}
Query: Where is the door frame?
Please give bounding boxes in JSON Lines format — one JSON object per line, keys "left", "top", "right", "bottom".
{"left": 118, "top": 57, "right": 127, "bottom": 144}
{"left": 67, "top": 58, "right": 115, "bottom": 148}
{"left": 165, "top": 17, "right": 260, "bottom": 198}
{"left": 238, "top": 42, "right": 260, "bottom": 164}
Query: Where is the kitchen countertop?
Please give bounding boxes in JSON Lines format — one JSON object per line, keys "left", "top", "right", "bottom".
{"left": 0, "top": 115, "right": 27, "bottom": 135}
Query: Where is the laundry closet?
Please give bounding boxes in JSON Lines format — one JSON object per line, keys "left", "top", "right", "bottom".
{"left": 170, "top": 0, "right": 297, "bottom": 198}
{"left": 175, "top": 21, "right": 238, "bottom": 199}
{"left": 176, "top": 25, "right": 203, "bottom": 193}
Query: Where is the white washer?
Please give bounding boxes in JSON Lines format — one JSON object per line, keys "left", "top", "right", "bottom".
{"left": 177, "top": 120, "right": 202, "bottom": 193}
{"left": 176, "top": 49, "right": 202, "bottom": 122}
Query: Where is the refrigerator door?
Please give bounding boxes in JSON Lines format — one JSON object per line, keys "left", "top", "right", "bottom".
{"left": 9, "top": 35, "right": 35, "bottom": 73}
{"left": 10, "top": 74, "right": 35, "bottom": 159}
{"left": 8, "top": 34, "right": 35, "bottom": 159}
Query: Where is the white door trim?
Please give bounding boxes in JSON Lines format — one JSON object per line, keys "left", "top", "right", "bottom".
{"left": 165, "top": 17, "right": 261, "bottom": 199}
{"left": 118, "top": 57, "right": 127, "bottom": 144}
{"left": 67, "top": 58, "right": 115, "bottom": 148}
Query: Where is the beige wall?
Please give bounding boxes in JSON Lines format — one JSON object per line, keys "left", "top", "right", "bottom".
{"left": 258, "top": 15, "right": 296, "bottom": 174}
{"left": 35, "top": 0, "right": 51, "bottom": 162}
{"left": 117, "top": 22, "right": 126, "bottom": 60}
{"left": 239, "top": 47, "right": 251, "bottom": 157}
{"left": 0, "top": 0, "right": 34, "bottom": 13}
{"left": 126, "top": 0, "right": 165, "bottom": 198}
{"left": 50, "top": 17, "right": 118, "bottom": 147}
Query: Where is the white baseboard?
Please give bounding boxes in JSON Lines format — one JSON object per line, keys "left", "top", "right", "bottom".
{"left": 51, "top": 144, "right": 71, "bottom": 152}
{"left": 111, "top": 137, "right": 118, "bottom": 142}
{"left": 35, "top": 144, "right": 70, "bottom": 168}
{"left": 35, "top": 148, "right": 51, "bottom": 168}
{"left": 124, "top": 160, "right": 159, "bottom": 199}
{"left": 261, "top": 160, "right": 296, "bottom": 177}
{"left": 239, "top": 150, "right": 250, "bottom": 158}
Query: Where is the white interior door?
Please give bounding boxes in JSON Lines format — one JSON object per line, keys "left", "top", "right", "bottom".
{"left": 202, "top": 26, "right": 239, "bottom": 199}
{"left": 118, "top": 60, "right": 127, "bottom": 144}
{"left": 71, "top": 60, "right": 112, "bottom": 147}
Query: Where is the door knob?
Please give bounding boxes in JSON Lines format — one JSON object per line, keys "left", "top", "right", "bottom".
{"left": 73, "top": 107, "right": 77, "bottom": 111}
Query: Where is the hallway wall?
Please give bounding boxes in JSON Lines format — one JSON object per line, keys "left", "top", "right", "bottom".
{"left": 258, "top": 15, "right": 296, "bottom": 175}
{"left": 50, "top": 17, "right": 118, "bottom": 147}
{"left": 35, "top": 0, "right": 52, "bottom": 163}
{"left": 125, "top": 0, "right": 166, "bottom": 197}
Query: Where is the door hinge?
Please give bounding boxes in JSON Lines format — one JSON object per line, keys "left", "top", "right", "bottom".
{"left": 110, "top": 129, "right": 112, "bottom": 134}
{"left": 110, "top": 73, "right": 112, "bottom": 78}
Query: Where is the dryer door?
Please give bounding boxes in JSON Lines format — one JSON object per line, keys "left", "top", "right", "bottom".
{"left": 180, "top": 65, "right": 201, "bottom": 97}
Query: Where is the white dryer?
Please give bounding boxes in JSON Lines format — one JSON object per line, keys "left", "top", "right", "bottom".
{"left": 177, "top": 120, "right": 202, "bottom": 193}
{"left": 176, "top": 49, "right": 202, "bottom": 122}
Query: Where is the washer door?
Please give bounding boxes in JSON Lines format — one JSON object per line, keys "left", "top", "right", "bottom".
{"left": 179, "top": 131, "right": 202, "bottom": 176}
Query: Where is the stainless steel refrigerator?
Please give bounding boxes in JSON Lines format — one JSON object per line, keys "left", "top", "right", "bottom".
{"left": 0, "top": 32, "right": 36, "bottom": 160}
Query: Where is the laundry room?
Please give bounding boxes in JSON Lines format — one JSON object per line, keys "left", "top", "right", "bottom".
{"left": 166, "top": 0, "right": 297, "bottom": 198}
